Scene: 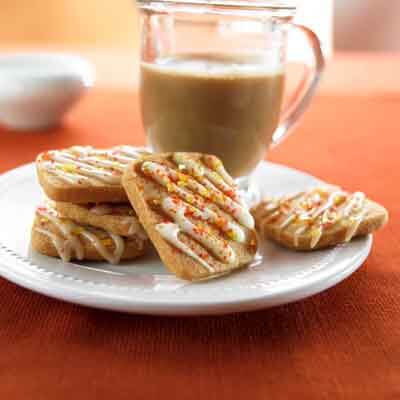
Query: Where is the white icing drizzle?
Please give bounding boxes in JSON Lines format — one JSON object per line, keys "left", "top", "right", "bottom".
{"left": 47, "top": 169, "right": 88, "bottom": 185}
{"left": 140, "top": 154, "right": 255, "bottom": 271}
{"left": 155, "top": 223, "right": 214, "bottom": 272}
{"left": 202, "top": 154, "right": 236, "bottom": 187}
{"left": 48, "top": 154, "right": 120, "bottom": 183}
{"left": 260, "top": 187, "right": 367, "bottom": 248}
{"left": 90, "top": 204, "right": 114, "bottom": 215}
{"left": 161, "top": 197, "right": 235, "bottom": 264}
{"left": 88, "top": 203, "right": 147, "bottom": 238}
{"left": 173, "top": 153, "right": 239, "bottom": 202}
{"left": 79, "top": 230, "right": 125, "bottom": 264}
{"left": 39, "top": 146, "right": 149, "bottom": 186}
{"left": 37, "top": 207, "right": 85, "bottom": 260}
{"left": 278, "top": 191, "right": 343, "bottom": 232}
{"left": 293, "top": 226, "right": 307, "bottom": 247}
{"left": 342, "top": 191, "right": 365, "bottom": 216}
{"left": 341, "top": 192, "right": 367, "bottom": 241}
{"left": 35, "top": 207, "right": 126, "bottom": 264}
{"left": 126, "top": 219, "right": 147, "bottom": 239}
{"left": 35, "top": 227, "right": 79, "bottom": 262}
{"left": 142, "top": 161, "right": 254, "bottom": 229}
{"left": 172, "top": 199, "right": 246, "bottom": 244}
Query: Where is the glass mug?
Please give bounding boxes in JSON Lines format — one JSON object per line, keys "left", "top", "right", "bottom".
{"left": 137, "top": 0, "right": 324, "bottom": 186}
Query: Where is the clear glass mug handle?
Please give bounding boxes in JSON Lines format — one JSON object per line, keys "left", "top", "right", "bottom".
{"left": 272, "top": 24, "right": 325, "bottom": 146}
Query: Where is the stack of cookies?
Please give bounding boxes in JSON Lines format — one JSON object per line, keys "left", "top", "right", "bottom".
{"left": 31, "top": 146, "right": 259, "bottom": 281}
{"left": 32, "top": 146, "right": 150, "bottom": 265}
{"left": 31, "top": 145, "right": 388, "bottom": 282}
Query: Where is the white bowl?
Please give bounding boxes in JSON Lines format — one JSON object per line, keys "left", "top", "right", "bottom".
{"left": 0, "top": 52, "right": 94, "bottom": 131}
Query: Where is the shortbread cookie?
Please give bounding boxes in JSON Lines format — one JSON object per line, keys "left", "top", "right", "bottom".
{"left": 54, "top": 202, "right": 147, "bottom": 238}
{"left": 31, "top": 206, "right": 148, "bottom": 264}
{"left": 251, "top": 186, "right": 388, "bottom": 251}
{"left": 122, "top": 152, "right": 258, "bottom": 281}
{"left": 36, "top": 145, "right": 150, "bottom": 203}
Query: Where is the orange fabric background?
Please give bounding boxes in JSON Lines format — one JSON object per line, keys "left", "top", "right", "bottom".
{"left": 0, "top": 89, "right": 399, "bottom": 399}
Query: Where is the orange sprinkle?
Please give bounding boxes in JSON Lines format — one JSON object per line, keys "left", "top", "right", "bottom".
{"left": 42, "top": 152, "right": 52, "bottom": 161}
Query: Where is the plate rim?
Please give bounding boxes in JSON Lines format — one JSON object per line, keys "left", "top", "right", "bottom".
{"left": 0, "top": 161, "right": 372, "bottom": 315}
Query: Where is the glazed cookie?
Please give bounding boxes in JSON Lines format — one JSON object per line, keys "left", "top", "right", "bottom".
{"left": 36, "top": 145, "right": 150, "bottom": 203}
{"left": 54, "top": 201, "right": 146, "bottom": 238}
{"left": 122, "top": 152, "right": 258, "bottom": 281}
{"left": 31, "top": 205, "right": 148, "bottom": 264}
{"left": 251, "top": 186, "right": 388, "bottom": 251}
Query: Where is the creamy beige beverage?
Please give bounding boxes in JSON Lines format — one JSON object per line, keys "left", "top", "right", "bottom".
{"left": 140, "top": 53, "right": 285, "bottom": 177}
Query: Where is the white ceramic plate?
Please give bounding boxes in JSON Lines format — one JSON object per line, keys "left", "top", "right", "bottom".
{"left": 0, "top": 161, "right": 371, "bottom": 315}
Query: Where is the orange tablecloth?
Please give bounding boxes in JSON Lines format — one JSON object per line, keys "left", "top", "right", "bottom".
{"left": 0, "top": 88, "right": 399, "bottom": 399}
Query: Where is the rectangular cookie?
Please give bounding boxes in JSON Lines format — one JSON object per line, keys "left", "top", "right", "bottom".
{"left": 36, "top": 145, "right": 150, "bottom": 203}
{"left": 31, "top": 205, "right": 148, "bottom": 264}
{"left": 122, "top": 152, "right": 258, "bottom": 281}
{"left": 54, "top": 201, "right": 147, "bottom": 238}
{"left": 251, "top": 186, "right": 389, "bottom": 251}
